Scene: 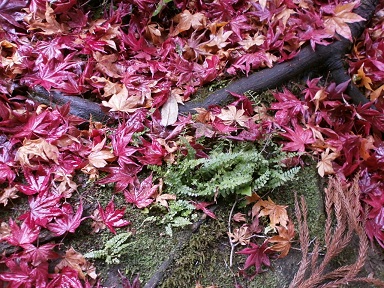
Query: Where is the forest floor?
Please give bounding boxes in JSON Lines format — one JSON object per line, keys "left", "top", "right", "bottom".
{"left": 65, "top": 164, "right": 384, "bottom": 288}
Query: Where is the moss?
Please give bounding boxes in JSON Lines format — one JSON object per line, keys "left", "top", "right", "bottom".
{"left": 160, "top": 205, "right": 233, "bottom": 287}
{"left": 273, "top": 162, "right": 327, "bottom": 241}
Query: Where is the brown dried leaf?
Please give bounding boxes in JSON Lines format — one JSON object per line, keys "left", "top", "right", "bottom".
{"left": 88, "top": 138, "right": 115, "bottom": 168}
{"left": 0, "top": 186, "right": 19, "bottom": 206}
{"left": 268, "top": 221, "right": 295, "bottom": 258}
{"left": 228, "top": 225, "right": 251, "bottom": 245}
{"left": 316, "top": 147, "right": 338, "bottom": 177}
{"left": 15, "top": 138, "right": 59, "bottom": 168}
{"left": 55, "top": 247, "right": 87, "bottom": 279}
{"left": 258, "top": 197, "right": 289, "bottom": 229}
{"left": 171, "top": 10, "right": 206, "bottom": 36}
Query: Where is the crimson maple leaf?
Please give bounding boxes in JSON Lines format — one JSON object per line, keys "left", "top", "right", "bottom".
{"left": 47, "top": 266, "right": 83, "bottom": 288}
{"left": 22, "top": 243, "right": 59, "bottom": 266}
{"left": 5, "top": 218, "right": 40, "bottom": 246}
{"left": 124, "top": 175, "right": 158, "bottom": 208}
{"left": 281, "top": 122, "right": 315, "bottom": 152}
{"left": 47, "top": 202, "right": 84, "bottom": 236}
{"left": 192, "top": 201, "right": 217, "bottom": 219}
{"left": 98, "top": 164, "right": 141, "bottom": 192}
{"left": 92, "top": 199, "right": 131, "bottom": 234}
{"left": 16, "top": 166, "right": 52, "bottom": 196}
{"left": 19, "top": 191, "right": 62, "bottom": 228}
{"left": 0, "top": 258, "right": 37, "bottom": 287}
{"left": 237, "top": 241, "right": 272, "bottom": 279}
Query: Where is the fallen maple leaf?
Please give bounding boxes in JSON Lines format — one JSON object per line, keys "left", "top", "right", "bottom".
{"left": 171, "top": 10, "right": 206, "bottom": 36}
{"left": 323, "top": 2, "right": 365, "bottom": 41}
{"left": 268, "top": 221, "right": 295, "bottom": 258}
{"left": 102, "top": 85, "right": 142, "bottom": 113}
{"left": 217, "top": 105, "right": 250, "bottom": 127}
{"left": 55, "top": 247, "right": 92, "bottom": 280}
{"left": 192, "top": 201, "right": 217, "bottom": 219}
{"left": 258, "top": 197, "right": 289, "bottom": 230}
{"left": 281, "top": 122, "right": 315, "bottom": 152}
{"left": 316, "top": 147, "right": 338, "bottom": 177}
{"left": 47, "top": 202, "right": 84, "bottom": 236}
{"left": 15, "top": 138, "right": 60, "bottom": 168}
{"left": 87, "top": 138, "right": 115, "bottom": 168}
{"left": 237, "top": 241, "right": 272, "bottom": 279}
{"left": 48, "top": 266, "right": 84, "bottom": 288}
{"left": 354, "top": 64, "right": 373, "bottom": 90}
{"left": 22, "top": 243, "right": 58, "bottom": 266}
{"left": 91, "top": 199, "right": 131, "bottom": 234}
{"left": 124, "top": 175, "right": 158, "bottom": 208}
{"left": 0, "top": 186, "right": 19, "bottom": 206}
{"left": 228, "top": 225, "right": 251, "bottom": 245}
{"left": 232, "top": 212, "right": 247, "bottom": 223}
{"left": 5, "top": 218, "right": 40, "bottom": 246}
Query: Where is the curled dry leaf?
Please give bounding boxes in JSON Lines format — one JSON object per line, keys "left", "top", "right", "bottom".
{"left": 160, "top": 93, "right": 179, "bottom": 126}
{"left": 15, "top": 138, "right": 59, "bottom": 168}
{"left": 0, "top": 186, "right": 19, "bottom": 206}
{"left": 316, "top": 147, "right": 339, "bottom": 177}
{"left": 228, "top": 225, "right": 251, "bottom": 245}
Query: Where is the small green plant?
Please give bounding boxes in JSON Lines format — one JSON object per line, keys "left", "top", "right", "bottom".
{"left": 153, "top": 141, "right": 300, "bottom": 198}
{"left": 84, "top": 232, "right": 133, "bottom": 264}
{"left": 149, "top": 140, "right": 300, "bottom": 234}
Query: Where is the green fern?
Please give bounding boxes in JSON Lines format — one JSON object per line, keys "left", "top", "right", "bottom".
{"left": 153, "top": 142, "right": 300, "bottom": 199}
{"left": 84, "top": 232, "right": 133, "bottom": 265}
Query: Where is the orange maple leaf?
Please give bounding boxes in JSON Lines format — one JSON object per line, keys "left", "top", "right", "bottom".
{"left": 258, "top": 197, "right": 289, "bottom": 229}
{"left": 268, "top": 221, "right": 295, "bottom": 258}
{"left": 353, "top": 64, "right": 373, "bottom": 90}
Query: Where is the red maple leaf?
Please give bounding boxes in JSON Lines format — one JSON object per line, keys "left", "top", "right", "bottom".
{"left": 237, "top": 241, "right": 272, "bottom": 279}
{"left": 47, "top": 202, "right": 84, "bottom": 236}
{"left": 16, "top": 166, "right": 52, "bottom": 196}
{"left": 124, "top": 175, "right": 158, "bottom": 208}
{"left": 281, "top": 122, "right": 315, "bottom": 152}
{"left": 19, "top": 191, "right": 62, "bottom": 228}
{"left": 94, "top": 199, "right": 131, "bottom": 234}
{"left": 192, "top": 201, "right": 217, "bottom": 219}
{"left": 22, "top": 243, "right": 59, "bottom": 266}
{"left": 5, "top": 218, "right": 40, "bottom": 246}
{"left": 0, "top": 258, "right": 37, "bottom": 287}
{"left": 98, "top": 164, "right": 141, "bottom": 192}
{"left": 47, "top": 266, "right": 83, "bottom": 288}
